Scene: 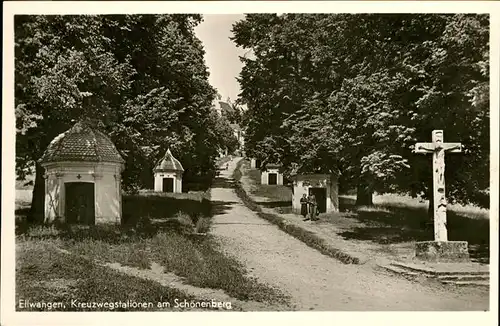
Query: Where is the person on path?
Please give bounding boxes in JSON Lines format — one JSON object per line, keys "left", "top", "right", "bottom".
{"left": 300, "top": 194, "right": 309, "bottom": 221}
{"left": 308, "top": 194, "right": 318, "bottom": 221}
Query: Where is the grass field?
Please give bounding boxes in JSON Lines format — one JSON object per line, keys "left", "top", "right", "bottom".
{"left": 15, "top": 190, "right": 33, "bottom": 210}
{"left": 122, "top": 191, "right": 211, "bottom": 227}
{"left": 242, "top": 160, "right": 490, "bottom": 264}
{"left": 336, "top": 196, "right": 490, "bottom": 263}
{"left": 246, "top": 165, "right": 488, "bottom": 220}
{"left": 247, "top": 168, "right": 292, "bottom": 203}
{"left": 342, "top": 193, "right": 489, "bottom": 220}
{"left": 16, "top": 173, "right": 35, "bottom": 190}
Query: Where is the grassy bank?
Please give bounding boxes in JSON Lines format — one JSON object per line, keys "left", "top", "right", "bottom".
{"left": 247, "top": 168, "right": 291, "bottom": 203}
{"left": 16, "top": 240, "right": 194, "bottom": 311}
{"left": 16, "top": 190, "right": 288, "bottom": 309}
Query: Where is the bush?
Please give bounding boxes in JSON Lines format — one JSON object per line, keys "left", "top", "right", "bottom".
{"left": 172, "top": 212, "right": 196, "bottom": 234}
{"left": 195, "top": 217, "right": 211, "bottom": 234}
{"left": 122, "top": 193, "right": 211, "bottom": 226}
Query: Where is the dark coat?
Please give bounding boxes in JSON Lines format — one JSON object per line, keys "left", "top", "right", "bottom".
{"left": 300, "top": 197, "right": 308, "bottom": 216}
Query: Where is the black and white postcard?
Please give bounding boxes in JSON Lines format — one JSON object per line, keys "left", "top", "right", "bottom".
{"left": 2, "top": 1, "right": 499, "bottom": 326}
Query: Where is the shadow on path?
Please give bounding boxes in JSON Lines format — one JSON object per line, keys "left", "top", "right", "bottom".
{"left": 258, "top": 200, "right": 290, "bottom": 209}
{"left": 212, "top": 177, "right": 238, "bottom": 189}
{"left": 211, "top": 222, "right": 271, "bottom": 226}
{"left": 210, "top": 200, "right": 238, "bottom": 216}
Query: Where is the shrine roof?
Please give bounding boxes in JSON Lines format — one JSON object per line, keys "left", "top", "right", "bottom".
{"left": 40, "top": 122, "right": 124, "bottom": 165}
{"left": 264, "top": 163, "right": 282, "bottom": 169}
{"left": 154, "top": 149, "right": 184, "bottom": 172}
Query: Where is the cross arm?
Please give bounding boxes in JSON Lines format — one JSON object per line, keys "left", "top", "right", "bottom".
{"left": 414, "top": 142, "right": 462, "bottom": 154}
{"left": 442, "top": 143, "right": 462, "bottom": 153}
{"left": 413, "top": 143, "right": 434, "bottom": 154}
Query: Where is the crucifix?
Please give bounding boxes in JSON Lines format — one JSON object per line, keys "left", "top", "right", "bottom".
{"left": 414, "top": 130, "right": 462, "bottom": 242}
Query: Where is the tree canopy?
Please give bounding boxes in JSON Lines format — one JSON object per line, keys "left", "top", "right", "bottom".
{"left": 232, "top": 14, "right": 489, "bottom": 207}
{"left": 15, "top": 14, "right": 237, "bottom": 222}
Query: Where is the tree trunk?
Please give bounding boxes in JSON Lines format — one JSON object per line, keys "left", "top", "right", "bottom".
{"left": 28, "top": 162, "right": 45, "bottom": 224}
{"left": 355, "top": 182, "right": 373, "bottom": 206}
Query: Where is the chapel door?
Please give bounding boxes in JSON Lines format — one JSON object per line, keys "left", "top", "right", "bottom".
{"left": 268, "top": 173, "right": 278, "bottom": 185}
{"left": 255, "top": 159, "right": 261, "bottom": 169}
{"left": 65, "top": 182, "right": 95, "bottom": 224}
{"left": 163, "top": 177, "right": 174, "bottom": 192}
{"left": 309, "top": 187, "right": 327, "bottom": 213}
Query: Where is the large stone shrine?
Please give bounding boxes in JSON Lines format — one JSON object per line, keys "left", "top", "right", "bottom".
{"left": 291, "top": 174, "right": 339, "bottom": 214}
{"left": 40, "top": 122, "right": 125, "bottom": 225}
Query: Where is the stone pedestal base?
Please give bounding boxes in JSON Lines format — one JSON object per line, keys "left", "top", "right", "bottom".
{"left": 415, "top": 241, "right": 470, "bottom": 262}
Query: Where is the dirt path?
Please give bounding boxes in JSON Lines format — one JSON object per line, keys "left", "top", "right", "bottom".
{"left": 209, "top": 157, "right": 489, "bottom": 311}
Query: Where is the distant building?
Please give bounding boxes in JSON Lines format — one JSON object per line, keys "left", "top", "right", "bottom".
{"left": 250, "top": 158, "right": 261, "bottom": 169}
{"left": 153, "top": 149, "right": 184, "bottom": 193}
{"left": 39, "top": 122, "right": 125, "bottom": 225}
{"left": 261, "top": 163, "right": 284, "bottom": 185}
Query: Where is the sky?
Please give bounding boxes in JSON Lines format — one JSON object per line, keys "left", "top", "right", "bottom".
{"left": 194, "top": 14, "right": 248, "bottom": 103}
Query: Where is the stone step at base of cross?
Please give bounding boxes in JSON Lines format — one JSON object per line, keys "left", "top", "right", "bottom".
{"left": 437, "top": 274, "right": 489, "bottom": 282}
{"left": 390, "top": 262, "right": 489, "bottom": 276}
{"left": 378, "top": 264, "right": 422, "bottom": 278}
{"left": 388, "top": 263, "right": 435, "bottom": 277}
{"left": 379, "top": 262, "right": 490, "bottom": 288}
{"left": 440, "top": 280, "right": 490, "bottom": 288}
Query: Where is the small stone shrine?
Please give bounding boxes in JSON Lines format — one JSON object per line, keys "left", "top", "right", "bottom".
{"left": 154, "top": 149, "right": 184, "bottom": 193}
{"left": 291, "top": 174, "right": 339, "bottom": 214}
{"left": 261, "top": 163, "right": 284, "bottom": 185}
{"left": 40, "top": 122, "right": 125, "bottom": 225}
{"left": 250, "top": 158, "right": 261, "bottom": 169}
